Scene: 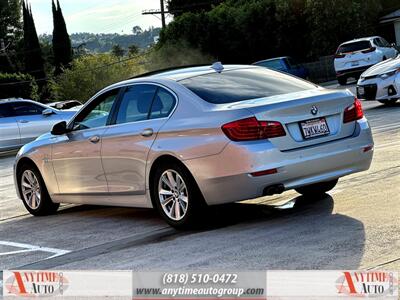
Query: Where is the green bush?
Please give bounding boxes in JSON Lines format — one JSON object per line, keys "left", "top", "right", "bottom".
{"left": 0, "top": 73, "right": 39, "bottom": 100}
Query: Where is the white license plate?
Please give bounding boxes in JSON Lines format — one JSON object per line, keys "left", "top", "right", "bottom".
{"left": 358, "top": 86, "right": 365, "bottom": 95}
{"left": 300, "top": 118, "right": 330, "bottom": 139}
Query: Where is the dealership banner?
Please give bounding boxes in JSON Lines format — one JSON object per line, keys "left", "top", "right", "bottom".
{"left": 1, "top": 270, "right": 398, "bottom": 299}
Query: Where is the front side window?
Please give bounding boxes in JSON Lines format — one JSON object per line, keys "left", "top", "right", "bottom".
{"left": 74, "top": 89, "right": 120, "bottom": 130}
{"left": 11, "top": 102, "right": 44, "bottom": 116}
{"left": 0, "top": 103, "right": 14, "bottom": 118}
{"left": 180, "top": 68, "right": 316, "bottom": 104}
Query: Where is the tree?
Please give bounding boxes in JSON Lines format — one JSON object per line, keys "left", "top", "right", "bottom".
{"left": 132, "top": 25, "right": 143, "bottom": 35}
{"left": 128, "top": 44, "right": 139, "bottom": 56}
{"left": 0, "top": 0, "right": 22, "bottom": 72}
{"left": 22, "top": 1, "right": 46, "bottom": 84}
{"left": 167, "top": 0, "right": 223, "bottom": 17}
{"left": 111, "top": 44, "right": 124, "bottom": 58}
{"left": 0, "top": 72, "right": 38, "bottom": 99}
{"left": 52, "top": 0, "right": 72, "bottom": 75}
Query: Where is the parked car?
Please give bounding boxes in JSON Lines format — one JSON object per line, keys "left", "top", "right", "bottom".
{"left": 47, "top": 100, "right": 82, "bottom": 110}
{"left": 253, "top": 56, "right": 309, "bottom": 79}
{"left": 14, "top": 64, "right": 374, "bottom": 228}
{"left": 356, "top": 55, "right": 400, "bottom": 105}
{"left": 0, "top": 98, "right": 76, "bottom": 152}
{"left": 334, "top": 36, "right": 398, "bottom": 85}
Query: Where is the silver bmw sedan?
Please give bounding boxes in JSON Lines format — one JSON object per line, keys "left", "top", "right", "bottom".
{"left": 13, "top": 64, "right": 374, "bottom": 228}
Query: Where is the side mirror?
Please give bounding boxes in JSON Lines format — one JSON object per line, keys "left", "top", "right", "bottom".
{"left": 42, "top": 108, "right": 54, "bottom": 116}
{"left": 51, "top": 121, "right": 68, "bottom": 135}
{"left": 391, "top": 43, "right": 397, "bottom": 48}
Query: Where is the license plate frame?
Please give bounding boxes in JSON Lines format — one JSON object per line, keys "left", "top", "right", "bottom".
{"left": 300, "top": 117, "right": 330, "bottom": 139}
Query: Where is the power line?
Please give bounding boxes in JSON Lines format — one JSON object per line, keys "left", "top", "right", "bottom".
{"left": 0, "top": 53, "right": 148, "bottom": 86}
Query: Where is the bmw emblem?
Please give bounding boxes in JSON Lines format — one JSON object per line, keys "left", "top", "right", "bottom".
{"left": 311, "top": 105, "right": 318, "bottom": 115}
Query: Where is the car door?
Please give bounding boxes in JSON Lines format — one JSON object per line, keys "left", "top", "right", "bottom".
{"left": 10, "top": 101, "right": 60, "bottom": 144}
{"left": 0, "top": 103, "right": 21, "bottom": 151}
{"left": 51, "top": 88, "right": 121, "bottom": 194}
{"left": 101, "top": 84, "right": 177, "bottom": 196}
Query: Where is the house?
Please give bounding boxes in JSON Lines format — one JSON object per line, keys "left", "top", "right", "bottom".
{"left": 380, "top": 9, "right": 400, "bottom": 46}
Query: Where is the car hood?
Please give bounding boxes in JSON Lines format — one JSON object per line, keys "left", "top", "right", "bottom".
{"left": 362, "top": 56, "right": 400, "bottom": 77}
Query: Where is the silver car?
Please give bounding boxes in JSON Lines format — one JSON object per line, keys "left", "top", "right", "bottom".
{"left": 0, "top": 99, "right": 76, "bottom": 152}
{"left": 13, "top": 65, "right": 374, "bottom": 228}
{"left": 357, "top": 55, "right": 400, "bottom": 105}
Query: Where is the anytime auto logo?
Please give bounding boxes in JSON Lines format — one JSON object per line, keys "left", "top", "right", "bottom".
{"left": 4, "top": 271, "right": 69, "bottom": 297}
{"left": 336, "top": 271, "right": 397, "bottom": 297}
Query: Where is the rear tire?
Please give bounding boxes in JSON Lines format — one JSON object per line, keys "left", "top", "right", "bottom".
{"left": 379, "top": 99, "right": 398, "bottom": 105}
{"left": 151, "top": 162, "right": 206, "bottom": 229}
{"left": 18, "top": 163, "right": 59, "bottom": 216}
{"left": 295, "top": 179, "right": 338, "bottom": 196}
{"left": 338, "top": 77, "right": 347, "bottom": 85}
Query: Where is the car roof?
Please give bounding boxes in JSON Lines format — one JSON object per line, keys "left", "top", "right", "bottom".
{"left": 119, "top": 64, "right": 258, "bottom": 85}
{"left": 0, "top": 98, "right": 34, "bottom": 104}
{"left": 340, "top": 36, "right": 380, "bottom": 45}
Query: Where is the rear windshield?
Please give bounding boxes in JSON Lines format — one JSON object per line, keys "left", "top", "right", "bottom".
{"left": 337, "top": 41, "right": 371, "bottom": 53}
{"left": 179, "top": 68, "right": 316, "bottom": 104}
{"left": 254, "top": 59, "right": 284, "bottom": 70}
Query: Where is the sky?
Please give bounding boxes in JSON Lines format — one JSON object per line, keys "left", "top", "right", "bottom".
{"left": 29, "top": 0, "right": 172, "bottom": 35}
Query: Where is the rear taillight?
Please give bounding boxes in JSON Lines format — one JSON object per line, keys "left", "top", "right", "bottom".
{"left": 335, "top": 53, "right": 345, "bottom": 58}
{"left": 362, "top": 47, "right": 376, "bottom": 54}
{"left": 343, "top": 98, "right": 364, "bottom": 123}
{"left": 222, "top": 117, "right": 286, "bottom": 141}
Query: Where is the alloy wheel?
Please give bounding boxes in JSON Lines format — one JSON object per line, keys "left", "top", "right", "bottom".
{"left": 21, "top": 170, "right": 41, "bottom": 210}
{"left": 158, "top": 169, "right": 188, "bottom": 221}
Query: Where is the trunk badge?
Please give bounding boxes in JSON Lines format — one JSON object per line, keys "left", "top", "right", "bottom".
{"left": 311, "top": 105, "right": 318, "bottom": 115}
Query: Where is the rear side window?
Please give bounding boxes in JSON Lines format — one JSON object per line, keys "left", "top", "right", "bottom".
{"left": 337, "top": 41, "right": 371, "bottom": 53}
{"left": 0, "top": 103, "right": 14, "bottom": 118}
{"left": 180, "top": 68, "right": 315, "bottom": 104}
{"left": 150, "top": 88, "right": 176, "bottom": 119}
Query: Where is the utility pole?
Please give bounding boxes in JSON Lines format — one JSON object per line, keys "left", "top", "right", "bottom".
{"left": 160, "top": 0, "right": 166, "bottom": 29}
{"left": 142, "top": 0, "right": 168, "bottom": 29}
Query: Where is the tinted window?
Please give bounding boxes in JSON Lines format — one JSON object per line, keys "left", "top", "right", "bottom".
{"left": 373, "top": 38, "right": 383, "bottom": 47}
{"left": 337, "top": 41, "right": 371, "bottom": 53}
{"left": 74, "top": 89, "right": 120, "bottom": 130}
{"left": 11, "top": 102, "right": 44, "bottom": 116}
{"left": 116, "top": 85, "right": 157, "bottom": 124}
{"left": 150, "top": 88, "right": 176, "bottom": 119}
{"left": 0, "top": 103, "right": 14, "bottom": 118}
{"left": 254, "top": 59, "right": 284, "bottom": 70}
{"left": 180, "top": 68, "right": 315, "bottom": 104}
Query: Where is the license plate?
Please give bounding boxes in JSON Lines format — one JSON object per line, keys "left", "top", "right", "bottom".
{"left": 358, "top": 86, "right": 365, "bottom": 95}
{"left": 300, "top": 118, "right": 330, "bottom": 139}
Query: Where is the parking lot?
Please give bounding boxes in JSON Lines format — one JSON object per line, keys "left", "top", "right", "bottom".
{"left": 0, "top": 83, "right": 399, "bottom": 271}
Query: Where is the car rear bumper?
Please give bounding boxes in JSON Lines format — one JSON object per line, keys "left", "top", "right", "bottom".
{"left": 184, "top": 118, "right": 373, "bottom": 205}
{"left": 336, "top": 65, "right": 375, "bottom": 78}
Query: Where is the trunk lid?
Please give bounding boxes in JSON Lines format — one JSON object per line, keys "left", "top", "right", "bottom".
{"left": 222, "top": 88, "right": 356, "bottom": 151}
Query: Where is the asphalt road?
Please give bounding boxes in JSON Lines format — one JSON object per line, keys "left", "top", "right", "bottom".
{"left": 0, "top": 82, "right": 399, "bottom": 271}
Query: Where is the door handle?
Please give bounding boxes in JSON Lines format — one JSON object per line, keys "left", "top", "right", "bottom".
{"left": 19, "top": 120, "right": 29, "bottom": 123}
{"left": 89, "top": 135, "right": 100, "bottom": 143}
{"left": 141, "top": 128, "right": 154, "bottom": 137}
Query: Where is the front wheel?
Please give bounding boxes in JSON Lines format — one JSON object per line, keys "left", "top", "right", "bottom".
{"left": 18, "top": 164, "right": 59, "bottom": 216}
{"left": 152, "top": 162, "right": 206, "bottom": 229}
{"left": 295, "top": 179, "right": 338, "bottom": 196}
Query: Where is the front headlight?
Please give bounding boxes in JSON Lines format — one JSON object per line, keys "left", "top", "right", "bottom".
{"left": 380, "top": 69, "right": 398, "bottom": 79}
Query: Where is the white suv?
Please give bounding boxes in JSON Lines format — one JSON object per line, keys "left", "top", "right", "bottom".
{"left": 334, "top": 36, "right": 398, "bottom": 85}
